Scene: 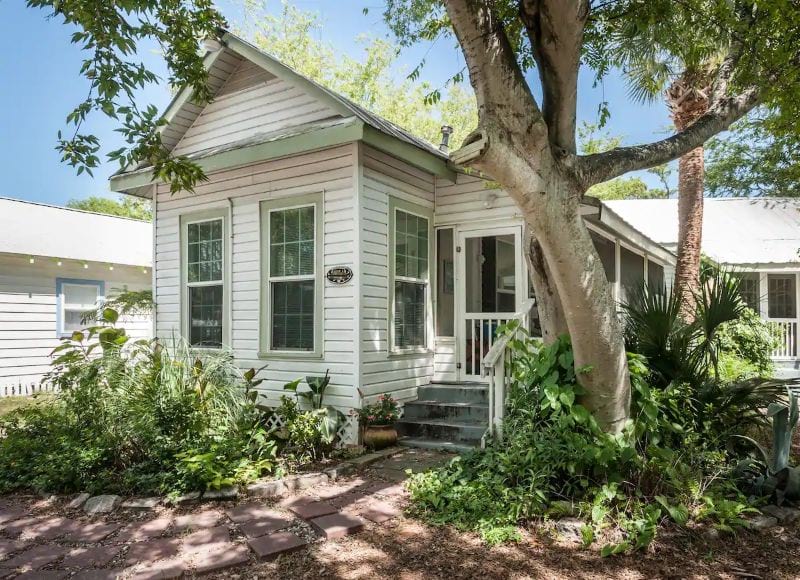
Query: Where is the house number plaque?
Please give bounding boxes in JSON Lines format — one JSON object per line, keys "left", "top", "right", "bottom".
{"left": 326, "top": 266, "right": 353, "bottom": 284}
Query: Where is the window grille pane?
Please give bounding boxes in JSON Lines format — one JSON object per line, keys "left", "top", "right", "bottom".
{"left": 395, "top": 281, "right": 425, "bottom": 348}
{"left": 768, "top": 275, "right": 796, "bottom": 318}
{"left": 271, "top": 280, "right": 314, "bottom": 350}
{"left": 63, "top": 284, "right": 98, "bottom": 310}
{"left": 270, "top": 206, "right": 315, "bottom": 277}
{"left": 394, "top": 210, "right": 428, "bottom": 281}
{"left": 189, "top": 285, "right": 223, "bottom": 347}
{"left": 64, "top": 310, "right": 86, "bottom": 332}
{"left": 187, "top": 219, "right": 223, "bottom": 283}
{"left": 737, "top": 273, "right": 760, "bottom": 312}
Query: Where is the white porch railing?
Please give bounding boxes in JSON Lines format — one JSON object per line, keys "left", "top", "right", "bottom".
{"left": 463, "top": 313, "right": 514, "bottom": 377}
{"left": 480, "top": 298, "right": 537, "bottom": 445}
{"left": 769, "top": 319, "right": 798, "bottom": 359}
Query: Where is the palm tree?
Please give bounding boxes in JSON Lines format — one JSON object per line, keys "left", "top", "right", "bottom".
{"left": 666, "top": 68, "right": 713, "bottom": 319}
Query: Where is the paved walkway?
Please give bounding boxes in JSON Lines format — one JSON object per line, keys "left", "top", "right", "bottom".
{"left": 0, "top": 449, "right": 449, "bottom": 579}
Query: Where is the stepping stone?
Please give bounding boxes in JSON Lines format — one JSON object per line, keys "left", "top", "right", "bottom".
{"left": 202, "top": 486, "right": 238, "bottom": 500}
{"left": 239, "top": 513, "right": 293, "bottom": 539}
{"left": 61, "top": 545, "right": 122, "bottom": 569}
{"left": 127, "top": 557, "right": 187, "bottom": 580}
{"left": 310, "top": 513, "right": 366, "bottom": 539}
{"left": 10, "top": 516, "right": 76, "bottom": 540}
{"left": 64, "top": 522, "right": 122, "bottom": 543}
{"left": 173, "top": 509, "right": 220, "bottom": 532}
{"left": 226, "top": 503, "right": 282, "bottom": 524}
{"left": 126, "top": 538, "right": 181, "bottom": 566}
{"left": 192, "top": 543, "right": 250, "bottom": 574}
{"left": 121, "top": 497, "right": 161, "bottom": 510}
{"left": 84, "top": 495, "right": 122, "bottom": 515}
{"left": 288, "top": 500, "right": 338, "bottom": 520}
{"left": 68, "top": 493, "right": 91, "bottom": 510}
{"left": 248, "top": 531, "right": 307, "bottom": 560}
{"left": 0, "top": 544, "right": 68, "bottom": 570}
{"left": 0, "top": 539, "right": 28, "bottom": 559}
{"left": 182, "top": 525, "right": 230, "bottom": 554}
{"left": 73, "top": 570, "right": 125, "bottom": 580}
{"left": 359, "top": 500, "right": 401, "bottom": 524}
{"left": 118, "top": 517, "right": 173, "bottom": 542}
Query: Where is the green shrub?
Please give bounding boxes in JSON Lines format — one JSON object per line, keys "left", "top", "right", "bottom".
{"left": 0, "top": 312, "right": 276, "bottom": 495}
{"left": 716, "top": 308, "right": 779, "bottom": 380}
{"left": 407, "top": 335, "right": 758, "bottom": 551}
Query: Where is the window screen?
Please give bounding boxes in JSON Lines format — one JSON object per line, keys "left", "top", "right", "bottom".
{"left": 186, "top": 218, "right": 224, "bottom": 347}
{"left": 268, "top": 206, "right": 316, "bottom": 351}
{"left": 768, "top": 275, "right": 796, "bottom": 318}
{"left": 394, "top": 209, "right": 429, "bottom": 348}
{"left": 61, "top": 282, "right": 101, "bottom": 334}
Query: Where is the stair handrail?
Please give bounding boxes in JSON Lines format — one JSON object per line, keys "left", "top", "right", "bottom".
{"left": 480, "top": 298, "right": 537, "bottom": 446}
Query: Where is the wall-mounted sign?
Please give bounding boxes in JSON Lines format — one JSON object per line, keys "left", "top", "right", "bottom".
{"left": 326, "top": 266, "right": 353, "bottom": 285}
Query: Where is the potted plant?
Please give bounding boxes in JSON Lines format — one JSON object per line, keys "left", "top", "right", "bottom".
{"left": 354, "top": 395, "right": 401, "bottom": 450}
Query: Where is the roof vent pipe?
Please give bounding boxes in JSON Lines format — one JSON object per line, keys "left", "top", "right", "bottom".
{"left": 439, "top": 125, "right": 454, "bottom": 153}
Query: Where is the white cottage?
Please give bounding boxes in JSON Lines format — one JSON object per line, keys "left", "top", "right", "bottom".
{"left": 0, "top": 197, "right": 152, "bottom": 395}
{"left": 110, "top": 32, "right": 674, "bottom": 447}
{"left": 607, "top": 198, "right": 800, "bottom": 377}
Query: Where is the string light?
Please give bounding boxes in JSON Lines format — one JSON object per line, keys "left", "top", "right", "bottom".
{"left": 29, "top": 257, "right": 34, "bottom": 264}
{"left": 108, "top": 265, "right": 114, "bottom": 271}
{"left": 83, "top": 263, "right": 89, "bottom": 269}
{"left": 143, "top": 268, "right": 148, "bottom": 274}
{"left": 57, "top": 261, "right": 62, "bottom": 267}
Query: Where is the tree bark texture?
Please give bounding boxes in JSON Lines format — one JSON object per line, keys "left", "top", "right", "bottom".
{"left": 525, "top": 233, "right": 568, "bottom": 344}
{"left": 668, "top": 70, "right": 712, "bottom": 318}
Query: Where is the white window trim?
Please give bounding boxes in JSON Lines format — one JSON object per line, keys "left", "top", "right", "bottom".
{"left": 389, "top": 197, "right": 434, "bottom": 355}
{"left": 56, "top": 278, "right": 105, "bottom": 338}
{"left": 259, "top": 193, "right": 324, "bottom": 359}
{"left": 180, "top": 210, "right": 229, "bottom": 349}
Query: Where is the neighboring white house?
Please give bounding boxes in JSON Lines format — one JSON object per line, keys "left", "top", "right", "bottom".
{"left": 108, "top": 32, "right": 674, "bottom": 446}
{"left": 0, "top": 197, "right": 152, "bottom": 394}
{"left": 607, "top": 198, "right": 800, "bottom": 374}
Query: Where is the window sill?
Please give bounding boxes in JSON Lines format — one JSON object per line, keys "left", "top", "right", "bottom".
{"left": 258, "top": 351, "right": 324, "bottom": 361}
{"left": 388, "top": 348, "right": 433, "bottom": 358}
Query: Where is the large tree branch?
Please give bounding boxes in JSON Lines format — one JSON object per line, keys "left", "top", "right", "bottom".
{"left": 444, "top": 0, "right": 542, "bottom": 140}
{"left": 578, "top": 87, "right": 759, "bottom": 186}
{"left": 519, "top": 0, "right": 589, "bottom": 153}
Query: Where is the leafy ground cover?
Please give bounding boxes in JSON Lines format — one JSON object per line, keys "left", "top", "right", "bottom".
{"left": 0, "top": 396, "right": 38, "bottom": 417}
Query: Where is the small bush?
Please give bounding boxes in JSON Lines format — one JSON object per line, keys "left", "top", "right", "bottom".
{"left": 716, "top": 308, "right": 779, "bottom": 381}
{"left": 0, "top": 312, "right": 277, "bottom": 495}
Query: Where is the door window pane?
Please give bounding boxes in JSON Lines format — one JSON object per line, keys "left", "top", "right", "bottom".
{"left": 189, "top": 285, "right": 223, "bottom": 347}
{"left": 436, "top": 229, "right": 455, "bottom": 336}
{"left": 464, "top": 234, "right": 516, "bottom": 314}
{"left": 768, "top": 275, "right": 796, "bottom": 318}
{"left": 271, "top": 280, "right": 315, "bottom": 350}
{"left": 395, "top": 281, "right": 425, "bottom": 348}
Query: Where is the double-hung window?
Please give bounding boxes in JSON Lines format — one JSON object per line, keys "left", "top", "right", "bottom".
{"left": 262, "top": 195, "right": 321, "bottom": 354}
{"left": 184, "top": 216, "right": 225, "bottom": 348}
{"left": 392, "top": 203, "right": 430, "bottom": 350}
{"left": 57, "top": 279, "right": 104, "bottom": 337}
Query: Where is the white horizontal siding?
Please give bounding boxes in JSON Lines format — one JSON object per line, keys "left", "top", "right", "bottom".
{"left": 358, "top": 147, "right": 436, "bottom": 404}
{"left": 173, "top": 59, "right": 340, "bottom": 156}
{"left": 434, "top": 172, "right": 519, "bottom": 226}
{"left": 0, "top": 255, "right": 151, "bottom": 391}
{"left": 155, "top": 145, "right": 358, "bottom": 410}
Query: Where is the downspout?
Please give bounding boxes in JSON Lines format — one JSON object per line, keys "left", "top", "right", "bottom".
{"left": 227, "top": 196, "right": 235, "bottom": 350}
{"left": 151, "top": 187, "right": 157, "bottom": 340}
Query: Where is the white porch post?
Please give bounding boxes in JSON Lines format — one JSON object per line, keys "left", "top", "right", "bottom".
{"left": 613, "top": 239, "right": 621, "bottom": 304}
{"left": 759, "top": 272, "right": 768, "bottom": 319}
{"left": 795, "top": 272, "right": 800, "bottom": 359}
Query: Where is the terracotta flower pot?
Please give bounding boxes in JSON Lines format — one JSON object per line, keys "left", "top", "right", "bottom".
{"left": 363, "top": 424, "right": 398, "bottom": 450}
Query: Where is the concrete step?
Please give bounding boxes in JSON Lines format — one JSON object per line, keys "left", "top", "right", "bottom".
{"left": 403, "top": 400, "right": 489, "bottom": 421}
{"left": 418, "top": 383, "right": 488, "bottom": 405}
{"left": 398, "top": 436, "right": 478, "bottom": 453}
{"left": 396, "top": 417, "right": 487, "bottom": 444}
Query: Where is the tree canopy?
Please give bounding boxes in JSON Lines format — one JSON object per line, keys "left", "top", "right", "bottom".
{"left": 66, "top": 196, "right": 152, "bottom": 221}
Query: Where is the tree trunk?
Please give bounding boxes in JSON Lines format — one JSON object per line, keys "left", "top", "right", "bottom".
{"left": 674, "top": 146, "right": 705, "bottom": 319}
{"left": 667, "top": 70, "right": 711, "bottom": 318}
{"left": 492, "top": 152, "right": 631, "bottom": 432}
{"left": 525, "top": 233, "right": 568, "bottom": 344}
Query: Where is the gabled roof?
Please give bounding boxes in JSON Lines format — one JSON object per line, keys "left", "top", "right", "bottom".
{"left": 112, "top": 31, "right": 447, "bottom": 196}
{"left": 0, "top": 197, "right": 152, "bottom": 267}
{"left": 605, "top": 198, "right": 800, "bottom": 267}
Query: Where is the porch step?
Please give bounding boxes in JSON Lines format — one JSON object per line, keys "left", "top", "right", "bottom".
{"left": 395, "top": 417, "right": 486, "bottom": 444}
{"left": 418, "top": 383, "right": 489, "bottom": 405}
{"left": 398, "top": 436, "right": 477, "bottom": 454}
{"left": 403, "top": 400, "right": 489, "bottom": 421}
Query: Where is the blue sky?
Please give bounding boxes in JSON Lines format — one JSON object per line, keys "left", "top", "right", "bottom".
{"left": 0, "top": 1, "right": 673, "bottom": 207}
